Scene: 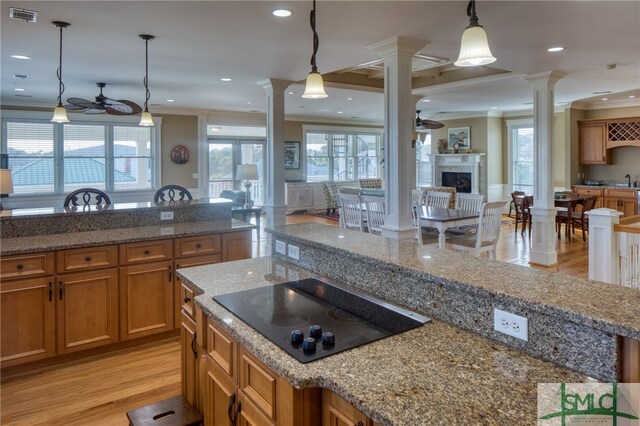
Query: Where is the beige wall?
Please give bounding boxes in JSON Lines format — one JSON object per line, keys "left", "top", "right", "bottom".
{"left": 431, "top": 117, "right": 488, "bottom": 155}
{"left": 158, "top": 114, "right": 198, "bottom": 187}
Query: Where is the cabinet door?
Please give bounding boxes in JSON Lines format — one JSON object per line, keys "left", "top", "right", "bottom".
{"left": 181, "top": 311, "right": 198, "bottom": 407}
{"left": 56, "top": 269, "right": 119, "bottom": 354}
{"left": 621, "top": 199, "right": 637, "bottom": 217}
{"left": 204, "top": 359, "right": 237, "bottom": 426}
{"left": 1, "top": 277, "right": 56, "bottom": 366}
{"left": 579, "top": 122, "right": 609, "bottom": 164}
{"left": 238, "top": 391, "right": 276, "bottom": 426}
{"left": 322, "top": 389, "right": 372, "bottom": 426}
{"left": 120, "top": 260, "right": 174, "bottom": 340}
{"left": 604, "top": 197, "right": 620, "bottom": 212}
{"left": 222, "top": 231, "right": 252, "bottom": 262}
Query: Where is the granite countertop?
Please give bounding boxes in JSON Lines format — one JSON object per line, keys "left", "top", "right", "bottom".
{"left": 269, "top": 223, "right": 640, "bottom": 341}
{"left": 177, "top": 257, "right": 590, "bottom": 425}
{"left": 0, "top": 219, "right": 254, "bottom": 256}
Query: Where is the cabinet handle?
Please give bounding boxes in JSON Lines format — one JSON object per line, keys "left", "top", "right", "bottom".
{"left": 191, "top": 333, "right": 198, "bottom": 359}
{"left": 168, "top": 265, "right": 173, "bottom": 282}
{"left": 195, "top": 243, "right": 201, "bottom": 249}
{"left": 85, "top": 256, "right": 91, "bottom": 262}
{"left": 16, "top": 263, "right": 23, "bottom": 270}
{"left": 49, "top": 282, "right": 53, "bottom": 302}
{"left": 357, "top": 422, "right": 364, "bottom": 426}
{"left": 144, "top": 249, "right": 150, "bottom": 255}
{"left": 228, "top": 394, "right": 236, "bottom": 423}
{"left": 184, "top": 296, "right": 191, "bottom": 303}
{"left": 59, "top": 281, "right": 64, "bottom": 300}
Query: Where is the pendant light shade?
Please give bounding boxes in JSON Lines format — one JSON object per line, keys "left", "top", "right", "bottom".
{"left": 51, "top": 21, "right": 70, "bottom": 123}
{"left": 302, "top": 0, "right": 328, "bottom": 99}
{"left": 139, "top": 34, "right": 156, "bottom": 127}
{"left": 454, "top": 0, "right": 496, "bottom": 67}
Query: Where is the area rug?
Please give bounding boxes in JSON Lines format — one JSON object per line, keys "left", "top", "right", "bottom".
{"left": 307, "top": 211, "right": 340, "bottom": 222}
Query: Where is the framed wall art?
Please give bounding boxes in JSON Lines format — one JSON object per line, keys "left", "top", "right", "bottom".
{"left": 284, "top": 141, "right": 300, "bottom": 170}
{"left": 447, "top": 127, "right": 471, "bottom": 150}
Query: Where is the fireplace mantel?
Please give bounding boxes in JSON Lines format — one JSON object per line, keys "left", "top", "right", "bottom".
{"left": 428, "top": 153, "right": 487, "bottom": 196}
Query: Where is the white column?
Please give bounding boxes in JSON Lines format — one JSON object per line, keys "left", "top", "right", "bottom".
{"left": 524, "top": 71, "right": 565, "bottom": 266}
{"left": 368, "top": 36, "right": 426, "bottom": 241}
{"left": 196, "top": 111, "right": 210, "bottom": 197}
{"left": 257, "top": 79, "right": 292, "bottom": 229}
{"left": 586, "top": 208, "right": 622, "bottom": 284}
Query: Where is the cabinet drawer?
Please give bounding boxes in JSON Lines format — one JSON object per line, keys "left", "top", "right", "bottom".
{"left": 206, "top": 318, "right": 237, "bottom": 381}
{"left": 574, "top": 187, "right": 603, "bottom": 197}
{"left": 1, "top": 252, "right": 54, "bottom": 280}
{"left": 56, "top": 245, "right": 118, "bottom": 273}
{"left": 604, "top": 189, "right": 637, "bottom": 200}
{"left": 180, "top": 283, "right": 196, "bottom": 319}
{"left": 239, "top": 346, "right": 278, "bottom": 422}
{"left": 119, "top": 239, "right": 173, "bottom": 265}
{"left": 175, "top": 235, "right": 221, "bottom": 258}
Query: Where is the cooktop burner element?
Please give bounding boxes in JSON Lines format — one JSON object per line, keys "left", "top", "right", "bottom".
{"left": 213, "top": 278, "right": 430, "bottom": 363}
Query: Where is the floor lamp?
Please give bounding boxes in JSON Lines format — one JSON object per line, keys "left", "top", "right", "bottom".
{"left": 236, "top": 164, "right": 258, "bottom": 207}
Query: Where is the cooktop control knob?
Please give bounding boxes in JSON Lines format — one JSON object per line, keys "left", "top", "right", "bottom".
{"left": 309, "top": 325, "right": 323, "bottom": 339}
{"left": 302, "top": 337, "right": 317, "bottom": 354}
{"left": 290, "top": 330, "right": 304, "bottom": 346}
{"left": 321, "top": 332, "right": 335, "bottom": 348}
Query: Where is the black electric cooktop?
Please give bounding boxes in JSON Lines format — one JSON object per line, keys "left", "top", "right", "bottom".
{"left": 213, "top": 278, "right": 430, "bottom": 363}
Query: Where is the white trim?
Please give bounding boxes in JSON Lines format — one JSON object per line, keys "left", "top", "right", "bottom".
{"left": 302, "top": 124, "right": 384, "bottom": 135}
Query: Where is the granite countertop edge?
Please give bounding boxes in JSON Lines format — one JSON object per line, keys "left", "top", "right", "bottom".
{"left": 0, "top": 220, "right": 255, "bottom": 256}
{"left": 267, "top": 226, "right": 640, "bottom": 341}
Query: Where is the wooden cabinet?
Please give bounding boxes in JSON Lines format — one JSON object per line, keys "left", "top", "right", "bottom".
{"left": 222, "top": 231, "right": 252, "bottom": 262}
{"left": 1, "top": 277, "right": 55, "bottom": 366}
{"left": 56, "top": 269, "right": 119, "bottom": 354}
{"left": 573, "top": 187, "right": 604, "bottom": 209}
{"left": 604, "top": 188, "right": 638, "bottom": 217}
{"left": 579, "top": 121, "right": 610, "bottom": 165}
{"left": 56, "top": 245, "right": 118, "bottom": 273}
{"left": 174, "top": 254, "right": 221, "bottom": 329}
{"left": 286, "top": 183, "right": 315, "bottom": 212}
{"left": 181, "top": 311, "right": 199, "bottom": 407}
{"left": 322, "top": 389, "right": 373, "bottom": 426}
{"left": 119, "top": 260, "right": 174, "bottom": 339}
{"left": 175, "top": 235, "right": 221, "bottom": 258}
{"left": 1, "top": 252, "right": 54, "bottom": 281}
{"left": 119, "top": 239, "right": 173, "bottom": 265}
{"left": 204, "top": 358, "right": 237, "bottom": 426}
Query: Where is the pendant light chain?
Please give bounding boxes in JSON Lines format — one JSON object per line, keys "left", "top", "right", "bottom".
{"left": 309, "top": 0, "right": 319, "bottom": 73}
{"left": 53, "top": 21, "right": 69, "bottom": 107}
{"left": 138, "top": 34, "right": 156, "bottom": 127}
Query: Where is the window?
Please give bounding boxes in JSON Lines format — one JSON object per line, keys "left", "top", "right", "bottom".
{"left": 2, "top": 117, "right": 158, "bottom": 195}
{"left": 304, "top": 127, "right": 382, "bottom": 182}
{"left": 507, "top": 119, "right": 534, "bottom": 193}
{"left": 416, "top": 133, "right": 432, "bottom": 187}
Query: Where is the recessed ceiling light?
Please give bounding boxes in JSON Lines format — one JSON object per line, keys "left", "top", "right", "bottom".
{"left": 422, "top": 99, "right": 431, "bottom": 103}
{"left": 337, "top": 111, "right": 344, "bottom": 114}
{"left": 319, "top": 109, "right": 329, "bottom": 112}
{"left": 13, "top": 88, "right": 26, "bottom": 92}
{"left": 220, "top": 78, "right": 232, "bottom": 82}
{"left": 287, "top": 91, "right": 295, "bottom": 95}
{"left": 491, "top": 106, "right": 498, "bottom": 109}
{"left": 629, "top": 95, "right": 636, "bottom": 99}
{"left": 347, "top": 97, "right": 353, "bottom": 101}
{"left": 247, "top": 101, "right": 253, "bottom": 105}
{"left": 166, "top": 99, "right": 175, "bottom": 102}
{"left": 272, "top": 9, "right": 292, "bottom": 17}
{"left": 547, "top": 46, "right": 564, "bottom": 52}
{"left": 10, "top": 54, "right": 31, "bottom": 60}
{"left": 602, "top": 98, "right": 608, "bottom": 101}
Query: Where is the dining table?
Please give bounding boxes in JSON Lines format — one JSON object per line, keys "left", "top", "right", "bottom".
{"left": 418, "top": 206, "right": 480, "bottom": 249}
{"left": 516, "top": 194, "right": 586, "bottom": 239}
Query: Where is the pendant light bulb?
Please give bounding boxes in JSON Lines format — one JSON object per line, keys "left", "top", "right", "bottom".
{"left": 455, "top": 0, "right": 496, "bottom": 67}
{"left": 51, "top": 21, "right": 70, "bottom": 123}
{"left": 139, "top": 34, "right": 156, "bottom": 127}
{"left": 302, "top": 0, "right": 328, "bottom": 99}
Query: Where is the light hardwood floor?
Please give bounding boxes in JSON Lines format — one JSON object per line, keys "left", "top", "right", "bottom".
{"left": 1, "top": 213, "right": 588, "bottom": 425}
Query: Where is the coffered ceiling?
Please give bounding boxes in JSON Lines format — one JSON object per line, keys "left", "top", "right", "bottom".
{"left": 1, "top": 1, "right": 639, "bottom": 124}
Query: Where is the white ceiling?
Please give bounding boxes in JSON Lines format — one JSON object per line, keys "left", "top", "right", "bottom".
{"left": 2, "top": 1, "right": 639, "bottom": 124}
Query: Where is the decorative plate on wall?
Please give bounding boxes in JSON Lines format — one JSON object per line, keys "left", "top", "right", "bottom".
{"left": 170, "top": 144, "right": 190, "bottom": 164}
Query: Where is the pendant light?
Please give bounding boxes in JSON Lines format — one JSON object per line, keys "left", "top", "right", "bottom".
{"left": 454, "top": 0, "right": 496, "bottom": 67}
{"left": 302, "top": 0, "right": 328, "bottom": 99}
{"left": 51, "top": 21, "right": 70, "bottom": 123}
{"left": 139, "top": 34, "right": 155, "bottom": 127}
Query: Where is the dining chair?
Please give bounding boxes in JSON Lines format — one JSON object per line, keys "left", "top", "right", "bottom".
{"left": 64, "top": 188, "right": 111, "bottom": 208}
{"left": 510, "top": 191, "right": 525, "bottom": 233}
{"left": 412, "top": 189, "right": 427, "bottom": 243}
{"left": 362, "top": 195, "right": 385, "bottom": 235}
{"left": 425, "top": 191, "right": 452, "bottom": 209}
{"left": 154, "top": 184, "right": 193, "bottom": 203}
{"left": 521, "top": 195, "right": 534, "bottom": 235}
{"left": 569, "top": 196, "right": 598, "bottom": 241}
{"left": 454, "top": 193, "right": 484, "bottom": 213}
{"left": 445, "top": 201, "right": 507, "bottom": 259}
{"left": 338, "top": 192, "right": 365, "bottom": 232}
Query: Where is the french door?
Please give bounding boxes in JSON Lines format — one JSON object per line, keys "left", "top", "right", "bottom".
{"left": 208, "top": 139, "right": 264, "bottom": 205}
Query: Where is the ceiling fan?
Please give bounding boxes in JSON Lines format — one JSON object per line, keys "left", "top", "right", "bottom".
{"left": 416, "top": 110, "right": 444, "bottom": 131}
{"left": 65, "top": 82, "right": 142, "bottom": 115}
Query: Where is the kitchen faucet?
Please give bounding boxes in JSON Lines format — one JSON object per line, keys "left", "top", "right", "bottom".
{"left": 625, "top": 174, "right": 631, "bottom": 187}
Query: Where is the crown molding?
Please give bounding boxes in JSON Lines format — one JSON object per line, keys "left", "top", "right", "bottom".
{"left": 570, "top": 98, "right": 640, "bottom": 111}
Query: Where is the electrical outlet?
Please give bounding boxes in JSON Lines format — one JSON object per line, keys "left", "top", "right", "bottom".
{"left": 287, "top": 244, "right": 300, "bottom": 260}
{"left": 494, "top": 308, "right": 528, "bottom": 341}
{"left": 192, "top": 173, "right": 198, "bottom": 179}
{"left": 160, "top": 211, "right": 174, "bottom": 220}
{"left": 275, "top": 240, "right": 286, "bottom": 255}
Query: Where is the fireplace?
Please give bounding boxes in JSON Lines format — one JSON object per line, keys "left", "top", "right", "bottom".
{"left": 442, "top": 172, "right": 472, "bottom": 193}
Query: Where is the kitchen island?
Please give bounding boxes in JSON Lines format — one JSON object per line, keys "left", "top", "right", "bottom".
{"left": 176, "top": 223, "right": 639, "bottom": 425}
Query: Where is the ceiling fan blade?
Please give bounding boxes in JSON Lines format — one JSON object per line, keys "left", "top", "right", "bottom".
{"left": 417, "top": 119, "right": 445, "bottom": 130}
{"left": 105, "top": 99, "right": 142, "bottom": 115}
{"left": 67, "top": 97, "right": 105, "bottom": 111}
{"left": 83, "top": 108, "right": 107, "bottom": 114}
{"left": 63, "top": 103, "right": 87, "bottom": 111}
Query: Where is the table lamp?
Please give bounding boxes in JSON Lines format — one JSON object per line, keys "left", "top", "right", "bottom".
{"left": 236, "top": 164, "right": 258, "bottom": 207}
{"left": 0, "top": 169, "right": 14, "bottom": 211}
